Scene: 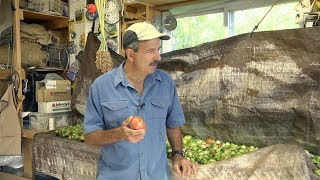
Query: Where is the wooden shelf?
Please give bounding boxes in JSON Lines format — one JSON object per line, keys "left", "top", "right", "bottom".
{"left": 20, "top": 9, "right": 69, "bottom": 30}
{"left": 0, "top": 68, "right": 26, "bottom": 80}
{"left": 125, "top": 2, "right": 147, "bottom": 12}
{"left": 0, "top": 172, "right": 30, "bottom": 180}
{"left": 125, "top": 19, "right": 145, "bottom": 25}
{"left": 0, "top": 69, "right": 11, "bottom": 80}
{"left": 22, "top": 129, "right": 50, "bottom": 139}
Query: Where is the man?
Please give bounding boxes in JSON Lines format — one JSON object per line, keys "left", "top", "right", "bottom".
{"left": 84, "top": 21, "right": 198, "bottom": 180}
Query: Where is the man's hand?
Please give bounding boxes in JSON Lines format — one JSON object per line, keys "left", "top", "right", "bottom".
{"left": 172, "top": 154, "right": 198, "bottom": 179}
{"left": 121, "top": 116, "right": 146, "bottom": 143}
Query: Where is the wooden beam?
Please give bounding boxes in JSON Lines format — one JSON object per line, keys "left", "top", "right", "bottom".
{"left": 125, "top": 5, "right": 138, "bottom": 13}
{"left": 0, "top": 70, "right": 10, "bottom": 80}
{"left": 13, "top": 0, "right": 23, "bottom": 101}
{"left": 153, "top": 0, "right": 219, "bottom": 11}
{"left": 146, "top": 5, "right": 153, "bottom": 22}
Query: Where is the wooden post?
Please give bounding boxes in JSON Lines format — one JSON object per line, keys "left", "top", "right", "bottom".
{"left": 13, "top": 0, "right": 23, "bottom": 110}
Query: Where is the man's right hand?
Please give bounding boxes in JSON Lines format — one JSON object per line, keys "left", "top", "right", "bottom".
{"left": 120, "top": 116, "right": 146, "bottom": 143}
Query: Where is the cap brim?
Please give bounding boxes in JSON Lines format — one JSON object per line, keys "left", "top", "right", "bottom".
{"left": 139, "top": 33, "right": 170, "bottom": 41}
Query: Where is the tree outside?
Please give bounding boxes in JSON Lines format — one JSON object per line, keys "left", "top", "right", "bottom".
{"left": 171, "top": 2, "right": 300, "bottom": 51}
{"left": 173, "top": 13, "right": 224, "bottom": 50}
{"left": 234, "top": 2, "right": 300, "bottom": 35}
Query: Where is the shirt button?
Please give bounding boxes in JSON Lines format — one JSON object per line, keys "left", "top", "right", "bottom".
{"left": 141, "top": 153, "right": 145, "bottom": 157}
{"left": 141, "top": 170, "right": 145, "bottom": 173}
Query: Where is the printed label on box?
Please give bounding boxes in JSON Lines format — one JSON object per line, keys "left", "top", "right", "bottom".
{"left": 51, "top": 101, "right": 71, "bottom": 112}
{"left": 45, "top": 80, "right": 57, "bottom": 89}
{"left": 38, "top": 101, "right": 72, "bottom": 113}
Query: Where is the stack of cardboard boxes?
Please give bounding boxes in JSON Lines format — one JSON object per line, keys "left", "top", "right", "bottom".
{"left": 36, "top": 79, "right": 72, "bottom": 113}
{"left": 27, "top": 79, "right": 73, "bottom": 130}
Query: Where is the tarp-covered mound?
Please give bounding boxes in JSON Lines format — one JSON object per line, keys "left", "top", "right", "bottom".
{"left": 159, "top": 27, "right": 320, "bottom": 153}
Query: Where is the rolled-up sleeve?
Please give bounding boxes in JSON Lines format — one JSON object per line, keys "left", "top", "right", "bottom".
{"left": 84, "top": 82, "right": 106, "bottom": 134}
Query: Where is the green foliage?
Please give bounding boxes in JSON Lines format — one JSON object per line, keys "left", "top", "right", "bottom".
{"left": 173, "top": 13, "right": 224, "bottom": 50}
{"left": 234, "top": 3, "right": 300, "bottom": 35}
{"left": 55, "top": 124, "right": 84, "bottom": 141}
{"left": 172, "top": 2, "right": 300, "bottom": 51}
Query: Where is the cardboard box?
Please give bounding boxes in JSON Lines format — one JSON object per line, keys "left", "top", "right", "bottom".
{"left": 36, "top": 80, "right": 71, "bottom": 102}
{"left": 38, "top": 101, "right": 72, "bottom": 113}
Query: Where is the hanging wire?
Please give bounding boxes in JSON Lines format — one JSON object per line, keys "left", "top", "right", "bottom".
{"left": 249, "top": 0, "right": 279, "bottom": 37}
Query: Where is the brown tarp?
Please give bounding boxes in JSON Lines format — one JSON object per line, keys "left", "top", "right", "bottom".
{"left": 71, "top": 32, "right": 123, "bottom": 115}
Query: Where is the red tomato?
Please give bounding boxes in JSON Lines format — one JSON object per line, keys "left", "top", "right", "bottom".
{"left": 205, "top": 138, "right": 216, "bottom": 145}
{"left": 129, "top": 116, "right": 146, "bottom": 130}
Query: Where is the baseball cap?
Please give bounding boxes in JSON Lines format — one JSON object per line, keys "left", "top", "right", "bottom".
{"left": 122, "top": 21, "right": 170, "bottom": 49}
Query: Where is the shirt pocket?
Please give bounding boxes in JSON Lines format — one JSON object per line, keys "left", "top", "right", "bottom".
{"left": 101, "top": 100, "right": 130, "bottom": 128}
{"left": 150, "top": 98, "right": 168, "bottom": 119}
{"left": 150, "top": 98, "right": 168, "bottom": 145}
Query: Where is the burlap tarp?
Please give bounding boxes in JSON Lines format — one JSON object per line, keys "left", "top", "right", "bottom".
{"left": 0, "top": 43, "right": 48, "bottom": 67}
{"left": 71, "top": 32, "right": 123, "bottom": 115}
{"left": 20, "top": 22, "right": 53, "bottom": 46}
{"left": 32, "top": 132, "right": 319, "bottom": 180}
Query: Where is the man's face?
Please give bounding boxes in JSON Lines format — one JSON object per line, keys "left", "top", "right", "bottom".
{"left": 133, "top": 38, "right": 162, "bottom": 76}
{"left": 294, "top": 0, "right": 313, "bottom": 24}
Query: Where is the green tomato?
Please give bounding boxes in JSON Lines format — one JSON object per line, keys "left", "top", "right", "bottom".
{"left": 186, "top": 151, "right": 193, "bottom": 158}
{"left": 183, "top": 135, "right": 193, "bottom": 142}
{"left": 188, "top": 141, "right": 198, "bottom": 148}
{"left": 240, "top": 145, "right": 246, "bottom": 149}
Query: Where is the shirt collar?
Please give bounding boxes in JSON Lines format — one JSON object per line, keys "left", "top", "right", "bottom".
{"left": 113, "top": 61, "right": 129, "bottom": 87}
{"left": 113, "top": 61, "right": 162, "bottom": 87}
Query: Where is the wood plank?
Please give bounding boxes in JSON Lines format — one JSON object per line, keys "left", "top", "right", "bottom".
{"left": 125, "top": 4, "right": 138, "bottom": 13}
{"left": 13, "top": 0, "right": 22, "bottom": 106}
{"left": 22, "top": 129, "right": 50, "bottom": 139}
{"left": 22, "top": 137, "right": 33, "bottom": 179}
{"left": 128, "top": 0, "right": 187, "bottom": 6}
{"left": 0, "top": 172, "right": 30, "bottom": 180}
{"left": 0, "top": 69, "right": 10, "bottom": 80}
{"left": 124, "top": 19, "right": 145, "bottom": 25}
{"left": 20, "top": 9, "right": 69, "bottom": 30}
{"left": 22, "top": 129, "right": 50, "bottom": 179}
{"left": 153, "top": 0, "right": 221, "bottom": 11}
{"left": 126, "top": 0, "right": 220, "bottom": 12}
{"left": 0, "top": 69, "right": 25, "bottom": 80}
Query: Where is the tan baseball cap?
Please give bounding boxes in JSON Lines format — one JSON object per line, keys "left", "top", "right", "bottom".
{"left": 122, "top": 21, "right": 170, "bottom": 49}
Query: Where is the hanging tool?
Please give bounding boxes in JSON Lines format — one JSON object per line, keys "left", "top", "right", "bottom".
{"left": 249, "top": 0, "right": 279, "bottom": 37}
{"left": 87, "top": 4, "right": 97, "bottom": 14}
{"left": 86, "top": 3, "right": 98, "bottom": 21}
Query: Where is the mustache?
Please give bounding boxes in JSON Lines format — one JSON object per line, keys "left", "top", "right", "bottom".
{"left": 149, "top": 60, "right": 160, "bottom": 66}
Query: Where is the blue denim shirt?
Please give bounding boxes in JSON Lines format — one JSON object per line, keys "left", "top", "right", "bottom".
{"left": 84, "top": 61, "right": 185, "bottom": 180}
